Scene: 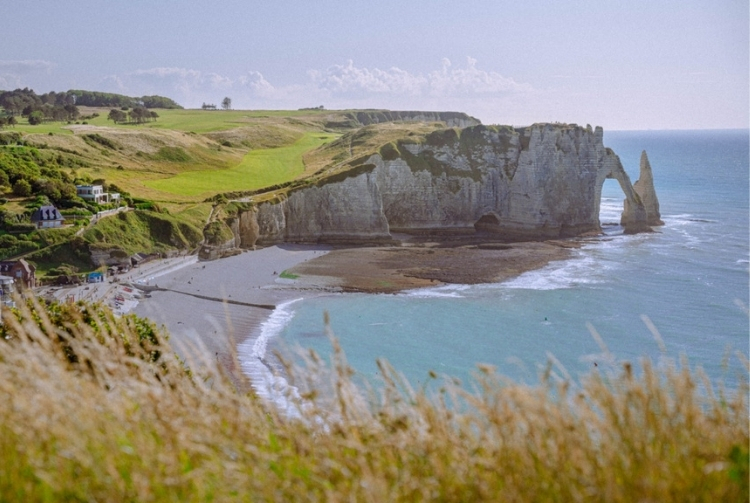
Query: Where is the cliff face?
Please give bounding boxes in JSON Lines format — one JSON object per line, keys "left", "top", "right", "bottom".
{"left": 325, "top": 110, "right": 481, "bottom": 130}
{"left": 231, "top": 123, "right": 658, "bottom": 247}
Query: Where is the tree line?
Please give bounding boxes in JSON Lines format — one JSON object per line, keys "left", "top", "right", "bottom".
{"left": 68, "top": 90, "right": 182, "bottom": 109}
{"left": 0, "top": 88, "right": 181, "bottom": 118}
{"left": 107, "top": 107, "right": 159, "bottom": 124}
{"left": 0, "top": 88, "right": 80, "bottom": 126}
{"left": 0, "top": 88, "right": 179, "bottom": 127}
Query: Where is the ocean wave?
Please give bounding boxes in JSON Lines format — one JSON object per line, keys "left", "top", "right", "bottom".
{"left": 599, "top": 199, "right": 623, "bottom": 225}
{"left": 501, "top": 253, "right": 609, "bottom": 290}
{"left": 401, "top": 284, "right": 470, "bottom": 298}
{"left": 238, "top": 298, "right": 304, "bottom": 417}
{"left": 664, "top": 213, "right": 717, "bottom": 225}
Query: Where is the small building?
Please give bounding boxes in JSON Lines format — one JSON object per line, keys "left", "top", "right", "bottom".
{"left": 0, "top": 259, "right": 37, "bottom": 289}
{"left": 0, "top": 275, "right": 15, "bottom": 309}
{"left": 88, "top": 271, "right": 105, "bottom": 283}
{"left": 76, "top": 185, "right": 120, "bottom": 204}
{"left": 30, "top": 205, "right": 65, "bottom": 229}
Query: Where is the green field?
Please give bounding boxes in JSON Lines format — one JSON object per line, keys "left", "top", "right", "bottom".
{"left": 144, "top": 131, "right": 338, "bottom": 197}
{"left": 8, "top": 107, "right": 330, "bottom": 134}
{"left": 136, "top": 108, "right": 328, "bottom": 133}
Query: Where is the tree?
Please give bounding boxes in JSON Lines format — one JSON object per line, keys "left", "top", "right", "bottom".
{"left": 28, "top": 111, "right": 44, "bottom": 125}
{"left": 107, "top": 109, "right": 126, "bottom": 124}
{"left": 129, "top": 106, "right": 150, "bottom": 124}
{"left": 221, "top": 97, "right": 232, "bottom": 110}
{"left": 12, "top": 179, "right": 32, "bottom": 197}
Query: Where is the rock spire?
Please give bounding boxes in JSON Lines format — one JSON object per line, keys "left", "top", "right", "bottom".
{"left": 633, "top": 150, "right": 664, "bottom": 226}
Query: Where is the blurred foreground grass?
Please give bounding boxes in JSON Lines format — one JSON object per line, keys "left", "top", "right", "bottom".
{"left": 0, "top": 298, "right": 746, "bottom": 502}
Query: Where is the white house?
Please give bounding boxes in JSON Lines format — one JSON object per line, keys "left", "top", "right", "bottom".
{"left": 76, "top": 185, "right": 120, "bottom": 204}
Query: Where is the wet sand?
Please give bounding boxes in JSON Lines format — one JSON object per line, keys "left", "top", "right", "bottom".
{"left": 288, "top": 241, "right": 577, "bottom": 293}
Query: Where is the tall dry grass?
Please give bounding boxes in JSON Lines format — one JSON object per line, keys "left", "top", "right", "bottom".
{"left": 0, "top": 298, "right": 746, "bottom": 502}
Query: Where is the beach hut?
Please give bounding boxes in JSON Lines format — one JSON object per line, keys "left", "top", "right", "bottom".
{"left": 88, "top": 272, "right": 105, "bottom": 283}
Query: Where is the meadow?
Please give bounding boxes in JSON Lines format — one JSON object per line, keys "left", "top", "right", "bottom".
{"left": 144, "top": 131, "right": 339, "bottom": 197}
{"left": 0, "top": 298, "right": 746, "bottom": 501}
{"left": 9, "top": 107, "right": 330, "bottom": 134}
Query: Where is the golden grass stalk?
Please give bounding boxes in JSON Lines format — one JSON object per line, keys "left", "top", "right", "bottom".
{"left": 0, "top": 298, "right": 746, "bottom": 501}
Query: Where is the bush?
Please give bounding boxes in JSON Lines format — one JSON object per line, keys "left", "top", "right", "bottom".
{"left": 12, "top": 179, "right": 31, "bottom": 197}
{"left": 0, "top": 234, "right": 18, "bottom": 247}
{"left": 0, "top": 131, "right": 22, "bottom": 145}
{"left": 27, "top": 111, "right": 44, "bottom": 126}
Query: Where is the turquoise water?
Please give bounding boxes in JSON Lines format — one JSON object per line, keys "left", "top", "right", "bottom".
{"left": 263, "top": 130, "right": 749, "bottom": 389}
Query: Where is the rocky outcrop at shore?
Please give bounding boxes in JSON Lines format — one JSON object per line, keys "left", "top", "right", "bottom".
{"left": 227, "top": 123, "right": 660, "bottom": 248}
{"left": 633, "top": 151, "right": 663, "bottom": 226}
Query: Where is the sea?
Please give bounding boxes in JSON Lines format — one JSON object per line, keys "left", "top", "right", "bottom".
{"left": 243, "top": 130, "right": 749, "bottom": 397}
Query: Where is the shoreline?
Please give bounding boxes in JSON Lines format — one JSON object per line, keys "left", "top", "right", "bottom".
{"left": 35, "top": 238, "right": 582, "bottom": 389}
{"left": 127, "top": 239, "right": 579, "bottom": 384}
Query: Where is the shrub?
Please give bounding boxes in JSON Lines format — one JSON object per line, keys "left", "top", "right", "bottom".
{"left": 12, "top": 179, "right": 31, "bottom": 197}
{"left": 0, "top": 131, "right": 22, "bottom": 145}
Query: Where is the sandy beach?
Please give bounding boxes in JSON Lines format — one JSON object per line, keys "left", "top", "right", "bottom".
{"left": 125, "top": 240, "right": 573, "bottom": 373}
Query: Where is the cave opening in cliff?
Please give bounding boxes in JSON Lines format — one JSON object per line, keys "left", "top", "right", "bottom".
{"left": 599, "top": 178, "right": 622, "bottom": 227}
{"left": 474, "top": 213, "right": 501, "bottom": 233}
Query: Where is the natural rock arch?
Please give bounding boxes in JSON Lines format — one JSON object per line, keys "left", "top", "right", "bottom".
{"left": 596, "top": 150, "right": 652, "bottom": 234}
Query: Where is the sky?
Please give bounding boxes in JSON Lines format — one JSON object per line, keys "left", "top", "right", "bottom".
{"left": 2, "top": 0, "right": 748, "bottom": 130}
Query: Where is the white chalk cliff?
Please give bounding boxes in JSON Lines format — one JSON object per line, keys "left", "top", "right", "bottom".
{"left": 229, "top": 123, "right": 660, "bottom": 247}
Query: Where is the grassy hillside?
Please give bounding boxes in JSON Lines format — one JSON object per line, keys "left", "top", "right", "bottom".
{"left": 145, "top": 131, "right": 339, "bottom": 197}
{"left": 1, "top": 105, "right": 482, "bottom": 271}
{"left": 0, "top": 299, "right": 746, "bottom": 501}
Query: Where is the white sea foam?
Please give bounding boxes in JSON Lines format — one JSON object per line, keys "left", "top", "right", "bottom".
{"left": 599, "top": 198, "right": 623, "bottom": 226}
{"left": 238, "top": 298, "right": 305, "bottom": 417}
{"left": 501, "top": 252, "right": 608, "bottom": 290}
{"left": 402, "top": 284, "right": 470, "bottom": 298}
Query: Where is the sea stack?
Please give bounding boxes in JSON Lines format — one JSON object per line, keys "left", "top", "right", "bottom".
{"left": 633, "top": 150, "right": 664, "bottom": 226}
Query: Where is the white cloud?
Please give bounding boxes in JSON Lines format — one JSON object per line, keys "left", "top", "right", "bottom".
{"left": 427, "top": 57, "right": 531, "bottom": 96}
{"left": 308, "top": 58, "right": 529, "bottom": 99}
{"left": 0, "top": 60, "right": 56, "bottom": 90}
{"left": 0, "top": 60, "right": 55, "bottom": 74}
{"left": 237, "top": 71, "right": 277, "bottom": 97}
{"left": 309, "top": 60, "right": 426, "bottom": 95}
{"left": 93, "top": 59, "right": 534, "bottom": 121}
